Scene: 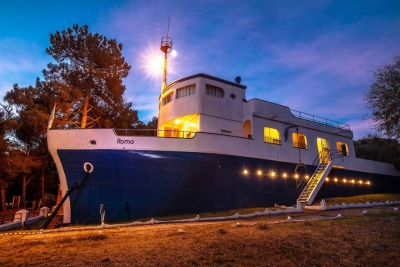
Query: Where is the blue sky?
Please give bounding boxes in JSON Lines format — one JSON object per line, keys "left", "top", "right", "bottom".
{"left": 1, "top": 0, "right": 399, "bottom": 139}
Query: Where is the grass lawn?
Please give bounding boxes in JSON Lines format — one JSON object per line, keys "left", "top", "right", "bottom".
{"left": 317, "top": 193, "right": 400, "bottom": 206}
{"left": 1, "top": 194, "right": 399, "bottom": 267}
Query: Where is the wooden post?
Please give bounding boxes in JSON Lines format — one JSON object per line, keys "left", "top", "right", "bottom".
{"left": 22, "top": 176, "right": 26, "bottom": 208}
{"left": 0, "top": 187, "right": 7, "bottom": 211}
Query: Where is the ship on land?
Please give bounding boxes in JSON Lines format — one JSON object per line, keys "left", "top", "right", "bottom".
{"left": 47, "top": 34, "right": 400, "bottom": 224}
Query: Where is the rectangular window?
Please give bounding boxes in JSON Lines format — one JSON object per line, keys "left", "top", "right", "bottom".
{"left": 162, "top": 93, "right": 173, "bottom": 106}
{"left": 206, "top": 84, "right": 224, "bottom": 98}
{"left": 264, "top": 127, "right": 281, "bottom": 144}
{"left": 336, "top": 142, "right": 349, "bottom": 156}
{"left": 176, "top": 84, "right": 196, "bottom": 99}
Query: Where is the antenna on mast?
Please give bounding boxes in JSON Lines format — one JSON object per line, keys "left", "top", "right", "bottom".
{"left": 160, "top": 18, "right": 173, "bottom": 92}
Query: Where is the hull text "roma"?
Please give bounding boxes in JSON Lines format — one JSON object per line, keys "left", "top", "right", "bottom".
{"left": 117, "top": 138, "right": 134, "bottom": 144}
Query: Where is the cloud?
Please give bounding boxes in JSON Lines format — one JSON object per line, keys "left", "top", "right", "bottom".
{"left": 14, "top": 0, "right": 393, "bottom": 130}
{"left": 347, "top": 119, "right": 376, "bottom": 140}
{"left": 270, "top": 31, "right": 395, "bottom": 86}
{"left": 241, "top": 16, "right": 400, "bottom": 136}
{"left": 0, "top": 38, "right": 48, "bottom": 90}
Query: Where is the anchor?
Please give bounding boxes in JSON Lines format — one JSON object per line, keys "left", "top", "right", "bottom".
{"left": 41, "top": 162, "right": 93, "bottom": 229}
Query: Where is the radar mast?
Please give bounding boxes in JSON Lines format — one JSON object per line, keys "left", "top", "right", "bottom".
{"left": 160, "top": 18, "right": 173, "bottom": 92}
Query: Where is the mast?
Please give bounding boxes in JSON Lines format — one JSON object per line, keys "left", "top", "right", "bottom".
{"left": 160, "top": 18, "right": 173, "bottom": 92}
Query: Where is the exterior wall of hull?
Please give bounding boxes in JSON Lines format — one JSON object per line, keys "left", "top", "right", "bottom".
{"left": 58, "top": 149, "right": 399, "bottom": 224}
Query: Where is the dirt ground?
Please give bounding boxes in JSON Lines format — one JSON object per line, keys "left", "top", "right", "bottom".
{"left": 1, "top": 205, "right": 399, "bottom": 267}
{"left": 1, "top": 200, "right": 398, "bottom": 229}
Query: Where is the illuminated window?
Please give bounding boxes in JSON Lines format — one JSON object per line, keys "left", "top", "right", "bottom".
{"left": 206, "top": 84, "right": 224, "bottom": 98}
{"left": 317, "top": 138, "right": 330, "bottom": 164}
{"left": 176, "top": 84, "right": 195, "bottom": 99}
{"left": 162, "top": 93, "right": 173, "bottom": 106}
{"left": 264, "top": 127, "right": 281, "bottom": 144}
{"left": 292, "top": 133, "right": 308, "bottom": 149}
{"left": 336, "top": 142, "right": 349, "bottom": 156}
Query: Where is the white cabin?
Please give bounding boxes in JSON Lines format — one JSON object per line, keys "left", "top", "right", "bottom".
{"left": 158, "top": 73, "right": 399, "bottom": 176}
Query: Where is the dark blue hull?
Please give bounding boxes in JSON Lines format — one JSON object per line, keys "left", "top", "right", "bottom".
{"left": 58, "top": 149, "right": 400, "bottom": 224}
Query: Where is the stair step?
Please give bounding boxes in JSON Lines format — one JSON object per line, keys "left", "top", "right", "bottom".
{"left": 297, "top": 159, "right": 331, "bottom": 203}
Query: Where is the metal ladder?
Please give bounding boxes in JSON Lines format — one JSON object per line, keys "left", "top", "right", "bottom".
{"left": 297, "top": 149, "right": 334, "bottom": 205}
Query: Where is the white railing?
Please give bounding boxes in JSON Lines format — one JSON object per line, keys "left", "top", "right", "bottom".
{"left": 290, "top": 109, "right": 350, "bottom": 130}
{"left": 114, "top": 129, "right": 197, "bottom": 139}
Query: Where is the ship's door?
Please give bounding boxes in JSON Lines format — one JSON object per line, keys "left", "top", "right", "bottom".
{"left": 243, "top": 120, "right": 252, "bottom": 139}
{"left": 317, "top": 138, "right": 330, "bottom": 164}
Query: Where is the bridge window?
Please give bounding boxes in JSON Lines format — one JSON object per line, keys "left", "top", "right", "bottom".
{"left": 162, "top": 93, "right": 173, "bottom": 106}
{"left": 206, "top": 84, "right": 224, "bottom": 98}
{"left": 292, "top": 133, "right": 308, "bottom": 149}
{"left": 264, "top": 127, "right": 281, "bottom": 144}
{"left": 336, "top": 142, "right": 349, "bottom": 156}
{"left": 176, "top": 84, "right": 196, "bottom": 99}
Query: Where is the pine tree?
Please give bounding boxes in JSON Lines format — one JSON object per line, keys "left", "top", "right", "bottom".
{"left": 44, "top": 24, "right": 140, "bottom": 129}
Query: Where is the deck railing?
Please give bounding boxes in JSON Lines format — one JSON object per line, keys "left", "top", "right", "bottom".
{"left": 290, "top": 109, "right": 350, "bottom": 130}
{"left": 114, "top": 129, "right": 197, "bottom": 139}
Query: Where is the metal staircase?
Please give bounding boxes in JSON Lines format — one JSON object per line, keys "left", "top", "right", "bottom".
{"left": 297, "top": 161, "right": 332, "bottom": 205}
{"left": 297, "top": 148, "right": 338, "bottom": 205}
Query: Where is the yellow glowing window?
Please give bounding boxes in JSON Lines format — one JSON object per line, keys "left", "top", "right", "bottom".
{"left": 292, "top": 133, "right": 308, "bottom": 149}
{"left": 264, "top": 127, "right": 281, "bottom": 144}
{"left": 336, "top": 142, "right": 349, "bottom": 156}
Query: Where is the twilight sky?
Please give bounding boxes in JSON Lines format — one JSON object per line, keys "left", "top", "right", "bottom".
{"left": 1, "top": 0, "right": 399, "bottom": 139}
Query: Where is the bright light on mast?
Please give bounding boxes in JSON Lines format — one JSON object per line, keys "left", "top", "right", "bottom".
{"left": 146, "top": 54, "right": 164, "bottom": 76}
{"left": 160, "top": 18, "right": 173, "bottom": 92}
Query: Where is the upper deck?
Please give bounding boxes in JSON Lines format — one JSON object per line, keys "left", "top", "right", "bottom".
{"left": 158, "top": 73, "right": 352, "bottom": 139}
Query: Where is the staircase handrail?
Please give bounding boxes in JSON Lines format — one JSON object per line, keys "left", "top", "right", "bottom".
{"left": 297, "top": 149, "right": 332, "bottom": 197}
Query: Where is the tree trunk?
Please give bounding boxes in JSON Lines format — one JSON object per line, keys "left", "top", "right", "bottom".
{"left": 22, "top": 176, "right": 26, "bottom": 208}
{"left": 41, "top": 172, "right": 45, "bottom": 207}
{"left": 81, "top": 94, "right": 90, "bottom": 128}
{"left": 40, "top": 152, "right": 46, "bottom": 207}
{"left": 0, "top": 187, "right": 7, "bottom": 212}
